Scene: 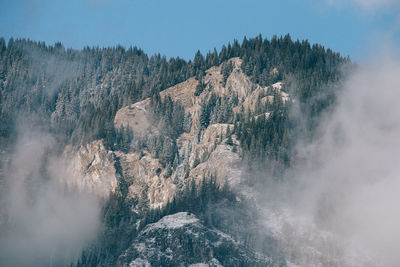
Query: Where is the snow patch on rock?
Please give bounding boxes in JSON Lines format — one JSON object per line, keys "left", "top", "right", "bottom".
{"left": 189, "top": 258, "right": 223, "bottom": 267}
{"left": 143, "top": 212, "right": 199, "bottom": 232}
{"left": 129, "top": 258, "right": 151, "bottom": 267}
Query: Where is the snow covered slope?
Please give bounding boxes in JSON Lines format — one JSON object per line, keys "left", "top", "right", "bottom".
{"left": 117, "top": 212, "right": 272, "bottom": 267}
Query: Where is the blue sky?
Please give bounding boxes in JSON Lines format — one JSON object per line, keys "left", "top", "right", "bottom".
{"left": 0, "top": 0, "right": 399, "bottom": 61}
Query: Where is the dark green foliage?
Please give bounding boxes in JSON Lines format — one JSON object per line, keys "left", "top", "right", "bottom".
{"left": 199, "top": 101, "right": 211, "bottom": 130}
{"left": 225, "top": 126, "right": 234, "bottom": 146}
{"left": 145, "top": 93, "right": 189, "bottom": 167}
{"left": 109, "top": 125, "right": 134, "bottom": 153}
{"left": 193, "top": 50, "right": 206, "bottom": 79}
{"left": 2, "top": 35, "right": 349, "bottom": 266}
{"left": 221, "top": 60, "right": 233, "bottom": 86}
{"left": 137, "top": 176, "right": 283, "bottom": 264}
{"left": 149, "top": 93, "right": 187, "bottom": 138}
{"left": 73, "top": 176, "right": 247, "bottom": 267}
{"left": 239, "top": 34, "right": 347, "bottom": 124}
{"left": 198, "top": 93, "right": 235, "bottom": 131}
{"left": 140, "top": 175, "right": 237, "bottom": 230}
{"left": 194, "top": 79, "right": 205, "bottom": 96}
{"left": 228, "top": 34, "right": 347, "bottom": 167}
{"left": 192, "top": 151, "right": 200, "bottom": 168}
{"left": 234, "top": 96, "right": 292, "bottom": 167}
{"left": 74, "top": 191, "right": 139, "bottom": 267}
{"left": 0, "top": 38, "right": 221, "bottom": 148}
{"left": 0, "top": 35, "right": 346, "bottom": 161}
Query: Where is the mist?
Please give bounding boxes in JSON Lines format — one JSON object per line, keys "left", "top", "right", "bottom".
{"left": 0, "top": 41, "right": 99, "bottom": 266}
{"left": 0, "top": 124, "right": 101, "bottom": 266}
{"left": 260, "top": 49, "right": 400, "bottom": 266}
{"left": 0, "top": 42, "right": 102, "bottom": 266}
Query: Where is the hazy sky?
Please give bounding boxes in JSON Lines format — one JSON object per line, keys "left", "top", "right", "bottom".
{"left": 0, "top": 0, "right": 399, "bottom": 60}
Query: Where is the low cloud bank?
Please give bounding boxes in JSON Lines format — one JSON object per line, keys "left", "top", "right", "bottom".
{"left": 0, "top": 127, "right": 101, "bottom": 266}
{"left": 286, "top": 51, "right": 400, "bottom": 266}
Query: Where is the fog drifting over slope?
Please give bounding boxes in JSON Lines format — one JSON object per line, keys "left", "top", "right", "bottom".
{"left": 282, "top": 50, "right": 400, "bottom": 266}
{"left": 0, "top": 44, "right": 99, "bottom": 267}
{"left": 0, "top": 126, "right": 101, "bottom": 266}
{"left": 0, "top": 127, "right": 101, "bottom": 266}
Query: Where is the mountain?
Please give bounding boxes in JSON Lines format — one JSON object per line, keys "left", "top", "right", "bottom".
{"left": 66, "top": 57, "right": 291, "bottom": 207}
{"left": 0, "top": 35, "right": 360, "bottom": 266}
{"left": 116, "top": 212, "right": 272, "bottom": 267}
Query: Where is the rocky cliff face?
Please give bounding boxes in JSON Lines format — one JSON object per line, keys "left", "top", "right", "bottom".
{"left": 64, "top": 57, "right": 290, "bottom": 208}
{"left": 62, "top": 140, "right": 118, "bottom": 197}
{"left": 115, "top": 150, "right": 176, "bottom": 209}
{"left": 0, "top": 37, "right": 355, "bottom": 267}
{"left": 116, "top": 212, "right": 272, "bottom": 267}
{"left": 115, "top": 57, "right": 288, "bottom": 135}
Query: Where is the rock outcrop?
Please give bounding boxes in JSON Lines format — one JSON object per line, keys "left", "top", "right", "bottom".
{"left": 66, "top": 57, "right": 290, "bottom": 208}
{"left": 62, "top": 140, "right": 118, "bottom": 197}
{"left": 116, "top": 212, "right": 272, "bottom": 267}
{"left": 116, "top": 150, "right": 176, "bottom": 209}
{"left": 114, "top": 58, "right": 290, "bottom": 135}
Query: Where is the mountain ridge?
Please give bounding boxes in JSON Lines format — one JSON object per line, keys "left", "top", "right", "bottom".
{"left": 0, "top": 35, "right": 351, "bottom": 266}
{"left": 65, "top": 57, "right": 292, "bottom": 209}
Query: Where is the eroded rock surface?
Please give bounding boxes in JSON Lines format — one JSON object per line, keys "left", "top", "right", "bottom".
{"left": 66, "top": 58, "right": 290, "bottom": 207}
{"left": 116, "top": 212, "right": 272, "bottom": 267}
{"left": 62, "top": 140, "right": 118, "bottom": 197}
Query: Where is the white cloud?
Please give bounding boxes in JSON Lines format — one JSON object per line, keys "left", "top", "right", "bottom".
{"left": 353, "top": 0, "right": 398, "bottom": 8}
{"left": 0, "top": 129, "right": 101, "bottom": 266}
{"left": 291, "top": 50, "right": 400, "bottom": 266}
{"left": 327, "top": 0, "right": 400, "bottom": 9}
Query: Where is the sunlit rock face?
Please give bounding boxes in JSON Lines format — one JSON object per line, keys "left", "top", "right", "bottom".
{"left": 63, "top": 140, "right": 118, "bottom": 197}
{"left": 116, "top": 150, "right": 176, "bottom": 209}
{"left": 66, "top": 58, "right": 290, "bottom": 208}
{"left": 110, "top": 58, "right": 288, "bottom": 205}
{"left": 114, "top": 58, "right": 289, "bottom": 136}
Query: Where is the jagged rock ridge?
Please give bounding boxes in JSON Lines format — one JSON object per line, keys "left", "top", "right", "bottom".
{"left": 117, "top": 212, "right": 272, "bottom": 267}
{"left": 66, "top": 57, "right": 290, "bottom": 208}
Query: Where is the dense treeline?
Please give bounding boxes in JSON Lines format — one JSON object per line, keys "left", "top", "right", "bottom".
{"left": 0, "top": 34, "right": 346, "bottom": 150}
{"left": 234, "top": 88, "right": 292, "bottom": 166}
{"left": 1, "top": 35, "right": 348, "bottom": 266}
{"left": 74, "top": 176, "right": 251, "bottom": 266}
{"left": 0, "top": 38, "right": 217, "bottom": 145}
{"left": 240, "top": 34, "right": 347, "bottom": 131}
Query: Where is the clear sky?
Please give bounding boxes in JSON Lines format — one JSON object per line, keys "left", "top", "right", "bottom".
{"left": 0, "top": 0, "right": 399, "bottom": 61}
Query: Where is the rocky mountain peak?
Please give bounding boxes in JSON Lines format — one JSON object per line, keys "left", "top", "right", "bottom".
{"left": 65, "top": 57, "right": 290, "bottom": 208}
{"left": 116, "top": 212, "right": 271, "bottom": 267}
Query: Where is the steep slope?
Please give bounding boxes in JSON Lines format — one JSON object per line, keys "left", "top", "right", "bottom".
{"left": 0, "top": 36, "right": 350, "bottom": 267}
{"left": 66, "top": 57, "right": 289, "bottom": 208}
{"left": 116, "top": 212, "right": 272, "bottom": 267}
{"left": 62, "top": 140, "right": 119, "bottom": 197}
{"left": 61, "top": 57, "right": 294, "bottom": 266}
{"left": 66, "top": 55, "right": 367, "bottom": 267}
{"left": 105, "top": 58, "right": 288, "bottom": 207}
{"left": 114, "top": 57, "right": 289, "bottom": 135}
